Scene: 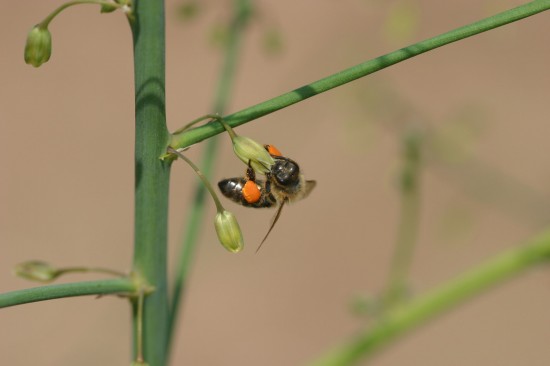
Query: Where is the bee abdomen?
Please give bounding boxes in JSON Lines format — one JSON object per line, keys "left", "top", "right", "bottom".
{"left": 218, "top": 178, "right": 277, "bottom": 208}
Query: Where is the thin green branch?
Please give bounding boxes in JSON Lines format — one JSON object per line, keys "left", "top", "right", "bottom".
{"left": 39, "top": 0, "right": 125, "bottom": 28}
{"left": 135, "top": 290, "right": 146, "bottom": 363}
{"left": 168, "top": 147, "right": 224, "bottom": 213}
{"left": 167, "top": 0, "right": 251, "bottom": 354}
{"left": 0, "top": 278, "right": 136, "bottom": 308}
{"left": 310, "top": 229, "right": 550, "bottom": 366}
{"left": 170, "top": 0, "right": 550, "bottom": 150}
{"left": 56, "top": 266, "right": 127, "bottom": 278}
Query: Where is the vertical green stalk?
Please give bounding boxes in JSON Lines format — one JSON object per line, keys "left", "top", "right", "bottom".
{"left": 383, "top": 131, "right": 423, "bottom": 307}
{"left": 131, "top": 1, "right": 170, "bottom": 365}
{"left": 167, "top": 0, "right": 251, "bottom": 354}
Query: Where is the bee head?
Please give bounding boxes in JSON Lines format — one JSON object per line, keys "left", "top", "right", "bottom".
{"left": 271, "top": 157, "right": 300, "bottom": 187}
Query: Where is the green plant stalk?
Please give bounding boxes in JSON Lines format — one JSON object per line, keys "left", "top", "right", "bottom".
{"left": 167, "top": 0, "right": 251, "bottom": 353}
{"left": 170, "top": 0, "right": 550, "bottom": 149}
{"left": 383, "top": 191, "right": 420, "bottom": 306}
{"left": 131, "top": 0, "right": 171, "bottom": 365}
{"left": 0, "top": 278, "right": 135, "bottom": 308}
{"left": 310, "top": 229, "right": 550, "bottom": 366}
{"left": 383, "top": 133, "right": 422, "bottom": 307}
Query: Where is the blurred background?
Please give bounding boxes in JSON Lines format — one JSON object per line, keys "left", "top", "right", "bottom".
{"left": 1, "top": 0, "right": 550, "bottom": 365}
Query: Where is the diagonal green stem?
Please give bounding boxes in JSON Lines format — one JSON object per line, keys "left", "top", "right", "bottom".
{"left": 167, "top": 0, "right": 252, "bottom": 355}
{"left": 310, "top": 229, "right": 550, "bottom": 366}
{"left": 0, "top": 278, "right": 136, "bottom": 308}
{"left": 170, "top": 0, "right": 550, "bottom": 150}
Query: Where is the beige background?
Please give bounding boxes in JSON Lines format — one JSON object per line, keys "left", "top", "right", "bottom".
{"left": 1, "top": 0, "right": 550, "bottom": 365}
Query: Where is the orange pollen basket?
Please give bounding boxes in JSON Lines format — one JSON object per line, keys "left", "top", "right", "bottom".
{"left": 243, "top": 180, "right": 262, "bottom": 203}
{"left": 265, "top": 144, "right": 283, "bottom": 157}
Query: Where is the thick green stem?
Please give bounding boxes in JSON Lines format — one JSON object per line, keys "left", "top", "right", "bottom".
{"left": 0, "top": 278, "right": 135, "bottom": 308}
{"left": 310, "top": 229, "right": 550, "bottom": 366}
{"left": 131, "top": 0, "right": 170, "bottom": 365}
{"left": 170, "top": 0, "right": 550, "bottom": 149}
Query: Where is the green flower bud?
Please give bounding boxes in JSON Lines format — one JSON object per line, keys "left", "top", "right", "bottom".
{"left": 232, "top": 135, "right": 275, "bottom": 174}
{"left": 214, "top": 210, "right": 244, "bottom": 253}
{"left": 24, "top": 26, "right": 52, "bottom": 67}
{"left": 14, "top": 261, "right": 58, "bottom": 282}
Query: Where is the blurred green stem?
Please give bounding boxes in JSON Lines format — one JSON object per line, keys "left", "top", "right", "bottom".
{"left": 170, "top": 0, "right": 550, "bottom": 149}
{"left": 167, "top": 0, "right": 252, "bottom": 356}
{"left": 0, "top": 278, "right": 136, "bottom": 308}
{"left": 310, "top": 229, "right": 550, "bottom": 366}
{"left": 383, "top": 132, "right": 423, "bottom": 307}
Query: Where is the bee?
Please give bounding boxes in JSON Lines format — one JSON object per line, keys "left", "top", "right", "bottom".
{"left": 218, "top": 144, "right": 316, "bottom": 251}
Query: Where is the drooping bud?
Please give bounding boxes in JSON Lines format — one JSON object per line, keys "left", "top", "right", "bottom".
{"left": 14, "top": 261, "right": 58, "bottom": 282}
{"left": 214, "top": 210, "right": 244, "bottom": 253}
{"left": 24, "top": 26, "right": 52, "bottom": 67}
{"left": 232, "top": 135, "right": 274, "bottom": 174}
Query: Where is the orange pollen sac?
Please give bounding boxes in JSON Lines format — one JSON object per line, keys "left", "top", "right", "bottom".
{"left": 243, "top": 180, "right": 262, "bottom": 203}
{"left": 265, "top": 144, "right": 283, "bottom": 157}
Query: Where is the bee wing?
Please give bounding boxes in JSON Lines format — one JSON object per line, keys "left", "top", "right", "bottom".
{"left": 255, "top": 199, "right": 287, "bottom": 253}
{"left": 303, "top": 180, "right": 316, "bottom": 198}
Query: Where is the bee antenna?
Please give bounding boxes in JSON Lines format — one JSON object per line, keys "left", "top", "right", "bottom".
{"left": 255, "top": 199, "right": 286, "bottom": 253}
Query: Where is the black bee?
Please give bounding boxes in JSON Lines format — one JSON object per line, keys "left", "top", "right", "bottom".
{"left": 218, "top": 145, "right": 316, "bottom": 251}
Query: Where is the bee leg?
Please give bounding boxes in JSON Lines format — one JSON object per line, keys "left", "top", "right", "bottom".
{"left": 263, "top": 167, "right": 272, "bottom": 195}
{"left": 245, "top": 160, "right": 256, "bottom": 182}
{"left": 264, "top": 177, "right": 271, "bottom": 195}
